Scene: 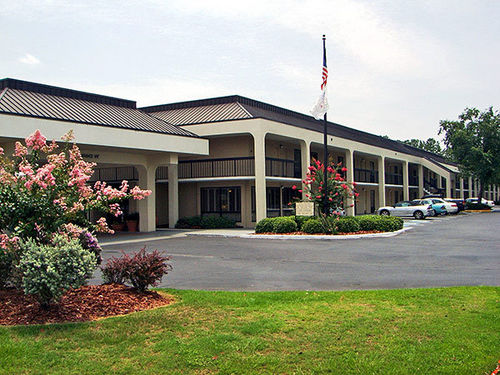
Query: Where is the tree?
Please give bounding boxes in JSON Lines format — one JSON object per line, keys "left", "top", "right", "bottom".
{"left": 439, "top": 107, "right": 500, "bottom": 202}
{"left": 401, "top": 138, "right": 444, "bottom": 156}
{"left": 294, "top": 158, "right": 357, "bottom": 215}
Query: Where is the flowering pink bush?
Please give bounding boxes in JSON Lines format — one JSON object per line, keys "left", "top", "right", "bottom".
{"left": 294, "top": 158, "right": 357, "bottom": 215}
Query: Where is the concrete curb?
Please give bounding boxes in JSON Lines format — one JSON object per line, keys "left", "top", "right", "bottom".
{"left": 186, "top": 227, "right": 412, "bottom": 240}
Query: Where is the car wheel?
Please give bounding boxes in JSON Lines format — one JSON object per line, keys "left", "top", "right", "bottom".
{"left": 380, "top": 210, "right": 390, "bottom": 216}
{"left": 414, "top": 210, "right": 424, "bottom": 220}
{"left": 431, "top": 209, "right": 436, "bottom": 217}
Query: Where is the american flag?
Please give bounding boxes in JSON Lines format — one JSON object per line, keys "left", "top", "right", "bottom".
{"left": 311, "top": 36, "right": 329, "bottom": 120}
{"left": 321, "top": 53, "right": 328, "bottom": 91}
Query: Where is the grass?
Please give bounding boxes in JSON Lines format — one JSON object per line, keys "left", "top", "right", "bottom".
{"left": 0, "top": 286, "right": 499, "bottom": 374}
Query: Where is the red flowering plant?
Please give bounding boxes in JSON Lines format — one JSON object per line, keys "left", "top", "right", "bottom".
{"left": 293, "top": 158, "right": 358, "bottom": 215}
{"left": 0, "top": 130, "right": 151, "bottom": 263}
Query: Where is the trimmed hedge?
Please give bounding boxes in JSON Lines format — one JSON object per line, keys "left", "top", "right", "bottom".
{"left": 255, "top": 215, "right": 403, "bottom": 234}
{"left": 335, "top": 217, "right": 361, "bottom": 233}
{"left": 301, "top": 219, "right": 324, "bottom": 234}
{"left": 273, "top": 217, "right": 298, "bottom": 234}
{"left": 175, "top": 215, "right": 236, "bottom": 229}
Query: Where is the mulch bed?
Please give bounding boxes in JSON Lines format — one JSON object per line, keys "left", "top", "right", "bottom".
{"left": 0, "top": 284, "right": 174, "bottom": 326}
{"left": 254, "top": 230, "right": 385, "bottom": 235}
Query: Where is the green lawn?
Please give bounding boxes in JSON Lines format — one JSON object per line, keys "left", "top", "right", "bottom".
{"left": 1, "top": 287, "right": 499, "bottom": 374}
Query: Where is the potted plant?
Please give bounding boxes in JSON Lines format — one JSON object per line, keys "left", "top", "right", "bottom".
{"left": 109, "top": 214, "right": 126, "bottom": 232}
{"left": 126, "top": 212, "right": 139, "bottom": 232}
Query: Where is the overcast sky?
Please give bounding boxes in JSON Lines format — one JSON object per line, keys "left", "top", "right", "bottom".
{"left": 1, "top": 0, "right": 499, "bottom": 141}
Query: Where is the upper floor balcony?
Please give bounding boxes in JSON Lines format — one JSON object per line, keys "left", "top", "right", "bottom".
{"left": 176, "top": 157, "right": 300, "bottom": 179}
{"left": 385, "top": 172, "right": 403, "bottom": 185}
{"left": 354, "top": 168, "right": 378, "bottom": 183}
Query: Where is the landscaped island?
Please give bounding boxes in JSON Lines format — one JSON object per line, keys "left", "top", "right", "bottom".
{"left": 255, "top": 215, "right": 404, "bottom": 235}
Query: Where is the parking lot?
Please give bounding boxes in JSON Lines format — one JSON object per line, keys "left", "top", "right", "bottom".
{"left": 95, "top": 210, "right": 500, "bottom": 291}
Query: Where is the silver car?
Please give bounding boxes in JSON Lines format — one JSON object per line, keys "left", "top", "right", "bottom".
{"left": 377, "top": 200, "right": 433, "bottom": 220}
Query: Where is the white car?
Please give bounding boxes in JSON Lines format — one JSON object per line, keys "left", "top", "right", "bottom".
{"left": 430, "top": 198, "right": 459, "bottom": 214}
{"left": 377, "top": 201, "right": 433, "bottom": 220}
{"left": 466, "top": 197, "right": 494, "bottom": 208}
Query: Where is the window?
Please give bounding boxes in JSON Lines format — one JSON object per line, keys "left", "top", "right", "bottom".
{"left": 201, "top": 187, "right": 241, "bottom": 221}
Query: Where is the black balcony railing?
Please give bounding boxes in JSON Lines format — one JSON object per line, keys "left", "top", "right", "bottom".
{"left": 385, "top": 173, "right": 403, "bottom": 185}
{"left": 178, "top": 157, "right": 299, "bottom": 179}
{"left": 265, "top": 157, "right": 298, "bottom": 178}
{"left": 409, "top": 176, "right": 419, "bottom": 186}
{"left": 178, "top": 157, "right": 255, "bottom": 179}
{"left": 455, "top": 180, "right": 461, "bottom": 189}
{"left": 354, "top": 168, "right": 378, "bottom": 183}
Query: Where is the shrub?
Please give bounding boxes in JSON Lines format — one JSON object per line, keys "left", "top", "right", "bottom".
{"left": 301, "top": 219, "right": 324, "bottom": 234}
{"left": 175, "top": 216, "right": 201, "bottom": 229}
{"left": 255, "top": 218, "right": 276, "bottom": 233}
{"left": 200, "top": 215, "right": 237, "bottom": 229}
{"left": 356, "top": 215, "right": 379, "bottom": 231}
{"left": 100, "top": 247, "right": 172, "bottom": 292}
{"left": 0, "top": 249, "right": 16, "bottom": 288}
{"left": 19, "top": 235, "right": 97, "bottom": 307}
{"left": 375, "top": 216, "right": 404, "bottom": 232}
{"left": 272, "top": 217, "right": 297, "bottom": 233}
{"left": 294, "top": 216, "right": 312, "bottom": 231}
{"left": 79, "top": 231, "right": 102, "bottom": 265}
{"left": 335, "top": 217, "right": 361, "bottom": 233}
{"left": 101, "top": 255, "right": 129, "bottom": 284}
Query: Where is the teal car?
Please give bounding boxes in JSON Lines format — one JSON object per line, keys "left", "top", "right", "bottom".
{"left": 413, "top": 199, "right": 447, "bottom": 216}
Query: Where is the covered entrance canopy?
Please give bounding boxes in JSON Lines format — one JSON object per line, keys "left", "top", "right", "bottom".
{"left": 0, "top": 78, "right": 209, "bottom": 231}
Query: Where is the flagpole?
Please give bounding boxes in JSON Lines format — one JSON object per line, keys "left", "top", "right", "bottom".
{"left": 322, "top": 34, "right": 329, "bottom": 215}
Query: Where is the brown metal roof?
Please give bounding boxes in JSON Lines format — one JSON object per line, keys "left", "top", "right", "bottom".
{"left": 148, "top": 102, "right": 252, "bottom": 125}
{"left": 0, "top": 78, "right": 199, "bottom": 138}
{"left": 142, "top": 95, "right": 456, "bottom": 168}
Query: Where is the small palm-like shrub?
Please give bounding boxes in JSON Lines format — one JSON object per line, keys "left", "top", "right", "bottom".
{"left": 301, "top": 219, "right": 324, "bottom": 234}
{"left": 272, "top": 217, "right": 298, "bottom": 233}
{"left": 101, "top": 247, "right": 172, "bottom": 292}
{"left": 19, "top": 235, "right": 97, "bottom": 307}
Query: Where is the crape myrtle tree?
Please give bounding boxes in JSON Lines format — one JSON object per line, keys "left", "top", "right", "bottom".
{"left": 0, "top": 129, "right": 152, "bottom": 303}
{"left": 293, "top": 158, "right": 357, "bottom": 215}
{"left": 439, "top": 107, "right": 500, "bottom": 202}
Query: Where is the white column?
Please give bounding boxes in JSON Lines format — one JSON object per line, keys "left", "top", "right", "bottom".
{"left": 377, "top": 156, "right": 385, "bottom": 208}
{"left": 402, "top": 160, "right": 409, "bottom": 201}
{"left": 137, "top": 163, "right": 157, "bottom": 232}
{"left": 468, "top": 177, "right": 473, "bottom": 198}
{"left": 459, "top": 178, "right": 464, "bottom": 199}
{"left": 345, "top": 149, "right": 355, "bottom": 216}
{"left": 445, "top": 174, "right": 452, "bottom": 198}
{"left": 418, "top": 164, "right": 424, "bottom": 198}
{"left": 253, "top": 132, "right": 267, "bottom": 223}
{"left": 300, "top": 140, "right": 310, "bottom": 201}
{"left": 167, "top": 157, "right": 178, "bottom": 229}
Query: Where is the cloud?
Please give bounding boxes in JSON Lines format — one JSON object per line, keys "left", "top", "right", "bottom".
{"left": 19, "top": 53, "right": 40, "bottom": 65}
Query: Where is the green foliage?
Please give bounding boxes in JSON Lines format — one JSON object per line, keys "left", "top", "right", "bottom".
{"left": 176, "top": 216, "right": 236, "bottom": 229}
{"left": 294, "top": 216, "right": 312, "bottom": 231}
{"left": 0, "top": 249, "right": 16, "bottom": 288}
{"left": 19, "top": 235, "right": 97, "bottom": 307}
{"left": 439, "top": 107, "right": 500, "bottom": 198}
{"left": 401, "top": 138, "right": 445, "bottom": 156}
{"left": 200, "top": 216, "right": 236, "bottom": 229}
{"left": 255, "top": 218, "right": 276, "bottom": 233}
{"left": 374, "top": 216, "right": 404, "bottom": 232}
{"left": 301, "top": 219, "right": 324, "bottom": 234}
{"left": 357, "top": 215, "right": 380, "bottom": 231}
{"left": 335, "top": 216, "right": 361, "bottom": 233}
{"left": 272, "top": 217, "right": 297, "bottom": 234}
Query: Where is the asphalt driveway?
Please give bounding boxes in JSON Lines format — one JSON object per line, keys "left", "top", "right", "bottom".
{"left": 93, "top": 211, "right": 500, "bottom": 291}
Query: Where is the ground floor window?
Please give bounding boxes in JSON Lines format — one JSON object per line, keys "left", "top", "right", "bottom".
{"left": 201, "top": 187, "right": 241, "bottom": 222}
